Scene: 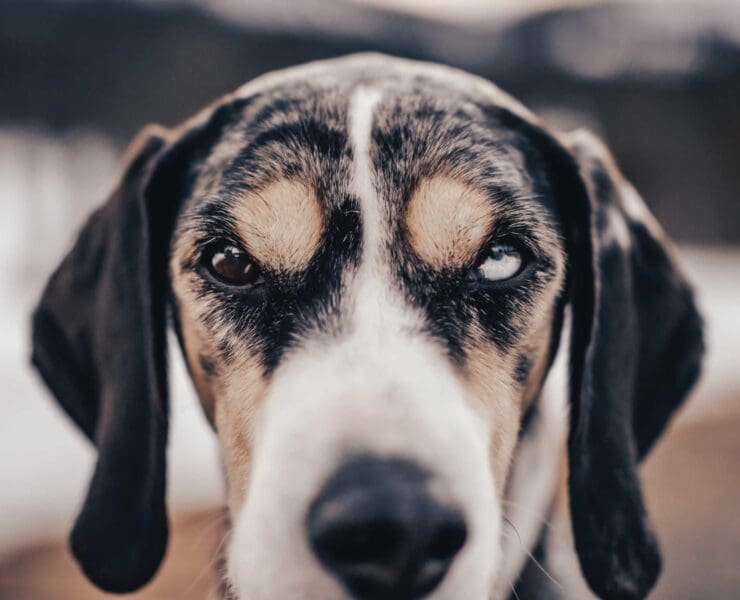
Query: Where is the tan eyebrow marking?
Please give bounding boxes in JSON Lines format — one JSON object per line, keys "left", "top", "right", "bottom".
{"left": 232, "top": 179, "right": 323, "bottom": 271}
{"left": 406, "top": 176, "right": 495, "bottom": 268}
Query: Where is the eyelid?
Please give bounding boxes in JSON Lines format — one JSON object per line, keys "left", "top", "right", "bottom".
{"left": 196, "top": 237, "right": 259, "bottom": 269}
{"left": 471, "top": 235, "right": 530, "bottom": 270}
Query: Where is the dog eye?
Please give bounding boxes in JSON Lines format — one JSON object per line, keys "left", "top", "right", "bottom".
{"left": 474, "top": 242, "right": 523, "bottom": 282}
{"left": 204, "top": 243, "right": 262, "bottom": 287}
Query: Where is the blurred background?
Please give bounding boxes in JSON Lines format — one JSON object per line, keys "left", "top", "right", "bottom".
{"left": 0, "top": 0, "right": 738, "bottom": 598}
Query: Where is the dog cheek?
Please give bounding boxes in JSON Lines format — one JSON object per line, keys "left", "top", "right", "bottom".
{"left": 520, "top": 322, "right": 554, "bottom": 410}
{"left": 461, "top": 339, "right": 522, "bottom": 493}
{"left": 179, "top": 312, "right": 220, "bottom": 423}
{"left": 216, "top": 355, "right": 270, "bottom": 517}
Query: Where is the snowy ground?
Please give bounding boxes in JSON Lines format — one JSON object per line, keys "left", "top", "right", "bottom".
{"left": 0, "top": 127, "right": 737, "bottom": 557}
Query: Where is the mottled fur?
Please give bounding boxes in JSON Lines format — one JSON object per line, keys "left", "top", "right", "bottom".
{"left": 32, "top": 54, "right": 702, "bottom": 600}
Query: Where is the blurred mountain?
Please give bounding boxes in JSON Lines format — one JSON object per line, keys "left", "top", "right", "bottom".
{"left": 1, "top": 0, "right": 739, "bottom": 242}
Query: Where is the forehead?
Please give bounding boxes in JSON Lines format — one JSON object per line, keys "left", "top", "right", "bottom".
{"left": 171, "top": 56, "right": 567, "bottom": 376}
{"left": 181, "top": 57, "right": 558, "bottom": 227}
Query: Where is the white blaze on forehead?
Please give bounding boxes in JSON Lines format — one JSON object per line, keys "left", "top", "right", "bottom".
{"left": 347, "top": 87, "right": 414, "bottom": 343}
{"left": 349, "top": 87, "right": 383, "bottom": 257}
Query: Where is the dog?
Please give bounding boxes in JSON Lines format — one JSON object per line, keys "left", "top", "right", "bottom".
{"left": 31, "top": 54, "right": 703, "bottom": 600}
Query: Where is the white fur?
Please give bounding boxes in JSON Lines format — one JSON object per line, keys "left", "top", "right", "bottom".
{"left": 604, "top": 203, "right": 632, "bottom": 250}
{"left": 495, "top": 328, "right": 569, "bottom": 596}
{"left": 226, "top": 87, "right": 500, "bottom": 599}
{"left": 349, "top": 87, "right": 383, "bottom": 259}
{"left": 619, "top": 181, "right": 666, "bottom": 243}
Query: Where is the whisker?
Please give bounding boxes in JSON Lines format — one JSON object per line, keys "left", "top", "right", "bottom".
{"left": 509, "top": 581, "right": 522, "bottom": 600}
{"left": 503, "top": 516, "right": 562, "bottom": 589}
{"left": 501, "top": 500, "right": 558, "bottom": 533}
{"left": 186, "top": 516, "right": 232, "bottom": 594}
{"left": 503, "top": 516, "right": 523, "bottom": 547}
{"left": 193, "top": 510, "right": 229, "bottom": 545}
{"left": 501, "top": 500, "right": 570, "bottom": 554}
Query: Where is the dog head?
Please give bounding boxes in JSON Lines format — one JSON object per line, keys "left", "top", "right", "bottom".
{"left": 32, "top": 54, "right": 702, "bottom": 599}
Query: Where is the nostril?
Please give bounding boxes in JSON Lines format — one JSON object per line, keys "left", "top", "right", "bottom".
{"left": 316, "top": 518, "right": 403, "bottom": 564}
{"left": 428, "top": 518, "right": 467, "bottom": 561}
{"left": 408, "top": 515, "right": 467, "bottom": 597}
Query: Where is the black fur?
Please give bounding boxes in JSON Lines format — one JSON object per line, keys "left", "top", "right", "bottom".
{"left": 199, "top": 354, "right": 219, "bottom": 379}
{"left": 30, "top": 98, "right": 255, "bottom": 592}
{"left": 562, "top": 133, "right": 704, "bottom": 600}
{"left": 31, "top": 131, "right": 170, "bottom": 593}
{"left": 514, "top": 354, "right": 532, "bottom": 384}
{"left": 30, "top": 55, "right": 703, "bottom": 598}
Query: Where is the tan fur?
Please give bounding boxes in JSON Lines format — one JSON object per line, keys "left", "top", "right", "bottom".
{"left": 462, "top": 340, "right": 520, "bottom": 493}
{"left": 120, "top": 123, "right": 172, "bottom": 166}
{"left": 178, "top": 312, "right": 217, "bottom": 424}
{"left": 406, "top": 176, "right": 496, "bottom": 268}
{"left": 232, "top": 179, "right": 323, "bottom": 272}
{"left": 170, "top": 237, "right": 270, "bottom": 516}
{"left": 465, "top": 314, "right": 560, "bottom": 494}
{"left": 214, "top": 353, "right": 267, "bottom": 515}
{"left": 521, "top": 323, "right": 553, "bottom": 412}
{"left": 178, "top": 307, "right": 267, "bottom": 515}
{"left": 461, "top": 252, "right": 565, "bottom": 494}
{"left": 168, "top": 178, "right": 324, "bottom": 510}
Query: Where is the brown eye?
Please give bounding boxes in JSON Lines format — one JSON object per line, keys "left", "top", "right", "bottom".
{"left": 206, "top": 244, "right": 262, "bottom": 287}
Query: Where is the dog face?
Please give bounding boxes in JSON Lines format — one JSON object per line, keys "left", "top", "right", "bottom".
{"left": 32, "top": 55, "right": 703, "bottom": 599}
{"left": 168, "top": 69, "right": 567, "bottom": 598}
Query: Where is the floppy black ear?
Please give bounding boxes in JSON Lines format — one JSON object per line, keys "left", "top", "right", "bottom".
{"left": 31, "top": 96, "right": 252, "bottom": 592}
{"left": 30, "top": 126, "right": 176, "bottom": 592}
{"left": 563, "top": 129, "right": 704, "bottom": 599}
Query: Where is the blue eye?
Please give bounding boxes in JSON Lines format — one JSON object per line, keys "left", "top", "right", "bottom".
{"left": 476, "top": 243, "right": 523, "bottom": 281}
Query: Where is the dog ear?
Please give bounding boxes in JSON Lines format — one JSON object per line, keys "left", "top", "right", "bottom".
{"left": 561, "top": 129, "right": 704, "bottom": 599}
{"left": 30, "top": 98, "right": 248, "bottom": 592}
{"left": 30, "top": 125, "right": 174, "bottom": 592}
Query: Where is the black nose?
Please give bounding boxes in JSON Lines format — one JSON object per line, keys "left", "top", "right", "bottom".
{"left": 307, "top": 456, "right": 467, "bottom": 600}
